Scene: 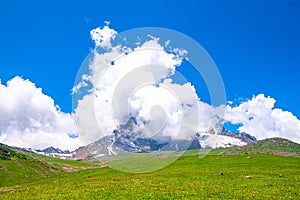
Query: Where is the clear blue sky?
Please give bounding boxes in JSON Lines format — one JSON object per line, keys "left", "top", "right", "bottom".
{"left": 0, "top": 0, "right": 299, "bottom": 117}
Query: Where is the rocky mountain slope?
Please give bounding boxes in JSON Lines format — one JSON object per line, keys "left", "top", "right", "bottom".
{"left": 73, "top": 118, "right": 257, "bottom": 160}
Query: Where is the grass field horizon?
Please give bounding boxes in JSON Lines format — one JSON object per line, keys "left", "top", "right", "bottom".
{"left": 1, "top": 153, "right": 299, "bottom": 199}
{"left": 1, "top": 138, "right": 300, "bottom": 199}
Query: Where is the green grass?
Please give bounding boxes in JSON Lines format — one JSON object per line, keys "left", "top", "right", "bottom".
{"left": 0, "top": 145, "right": 95, "bottom": 187}
{"left": 0, "top": 144, "right": 27, "bottom": 160}
{"left": 213, "top": 138, "right": 300, "bottom": 157}
{"left": 1, "top": 139, "right": 299, "bottom": 199}
{"left": 96, "top": 149, "right": 213, "bottom": 173}
{"left": 98, "top": 151, "right": 180, "bottom": 173}
{"left": 1, "top": 153, "right": 299, "bottom": 199}
{"left": 0, "top": 154, "right": 62, "bottom": 187}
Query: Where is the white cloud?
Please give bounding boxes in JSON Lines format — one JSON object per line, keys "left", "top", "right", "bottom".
{"left": 4, "top": 23, "right": 300, "bottom": 153}
{"left": 73, "top": 24, "right": 202, "bottom": 145}
{"left": 90, "top": 22, "right": 117, "bottom": 48}
{"left": 79, "top": 24, "right": 300, "bottom": 148}
{"left": 4, "top": 23, "right": 294, "bottom": 152}
{"left": 0, "top": 77, "right": 81, "bottom": 151}
{"left": 224, "top": 94, "right": 300, "bottom": 143}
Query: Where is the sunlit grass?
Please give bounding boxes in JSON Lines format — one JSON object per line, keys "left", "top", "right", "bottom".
{"left": 1, "top": 153, "right": 299, "bottom": 199}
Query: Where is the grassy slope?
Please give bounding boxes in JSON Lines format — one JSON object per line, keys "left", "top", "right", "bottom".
{"left": 211, "top": 137, "right": 300, "bottom": 157}
{"left": 0, "top": 144, "right": 60, "bottom": 187}
{"left": 0, "top": 144, "right": 93, "bottom": 187}
{"left": 0, "top": 153, "right": 299, "bottom": 199}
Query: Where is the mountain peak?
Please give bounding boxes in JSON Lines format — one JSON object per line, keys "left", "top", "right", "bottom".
{"left": 37, "top": 147, "right": 70, "bottom": 154}
{"left": 72, "top": 118, "right": 257, "bottom": 160}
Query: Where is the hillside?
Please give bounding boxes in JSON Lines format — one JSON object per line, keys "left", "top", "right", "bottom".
{"left": 0, "top": 144, "right": 95, "bottom": 187}
{"left": 213, "top": 137, "right": 300, "bottom": 157}
{"left": 0, "top": 143, "right": 62, "bottom": 186}
{"left": 0, "top": 153, "right": 299, "bottom": 199}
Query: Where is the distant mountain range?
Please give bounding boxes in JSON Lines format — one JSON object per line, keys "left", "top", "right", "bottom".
{"left": 72, "top": 118, "right": 257, "bottom": 160}
{"left": 36, "top": 146, "right": 71, "bottom": 154}
{"left": 12, "top": 118, "right": 300, "bottom": 161}
{"left": 1, "top": 117, "right": 259, "bottom": 161}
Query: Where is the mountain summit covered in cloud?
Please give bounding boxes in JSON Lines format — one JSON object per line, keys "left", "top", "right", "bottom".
{"left": 72, "top": 117, "right": 257, "bottom": 160}
{"left": 72, "top": 23, "right": 300, "bottom": 151}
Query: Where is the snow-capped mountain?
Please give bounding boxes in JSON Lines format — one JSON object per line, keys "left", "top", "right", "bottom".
{"left": 196, "top": 121, "right": 257, "bottom": 148}
{"left": 34, "top": 147, "right": 73, "bottom": 159}
{"left": 73, "top": 118, "right": 256, "bottom": 160}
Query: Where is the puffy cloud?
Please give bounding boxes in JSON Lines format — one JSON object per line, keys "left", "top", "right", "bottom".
{"left": 73, "top": 24, "right": 202, "bottom": 145}
{"left": 74, "top": 24, "right": 300, "bottom": 147}
{"left": 90, "top": 22, "right": 117, "bottom": 48}
{"left": 117, "top": 77, "right": 213, "bottom": 142}
{"left": 4, "top": 23, "right": 299, "bottom": 152}
{"left": 0, "top": 77, "right": 81, "bottom": 151}
{"left": 224, "top": 94, "right": 300, "bottom": 143}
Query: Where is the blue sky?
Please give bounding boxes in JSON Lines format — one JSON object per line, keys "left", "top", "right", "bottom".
{"left": 0, "top": 0, "right": 299, "bottom": 116}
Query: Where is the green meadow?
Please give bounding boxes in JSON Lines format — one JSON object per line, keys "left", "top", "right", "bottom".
{"left": 1, "top": 151, "right": 299, "bottom": 199}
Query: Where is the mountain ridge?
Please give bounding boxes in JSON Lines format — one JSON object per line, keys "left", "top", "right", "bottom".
{"left": 36, "top": 146, "right": 70, "bottom": 154}
{"left": 72, "top": 119, "right": 257, "bottom": 160}
{"left": 215, "top": 137, "right": 300, "bottom": 157}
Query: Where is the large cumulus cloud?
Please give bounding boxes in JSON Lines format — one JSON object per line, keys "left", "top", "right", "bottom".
{"left": 224, "top": 94, "right": 300, "bottom": 143}
{"left": 74, "top": 23, "right": 300, "bottom": 146}
{"left": 1, "top": 23, "right": 299, "bottom": 152}
{"left": 0, "top": 77, "right": 81, "bottom": 150}
{"left": 73, "top": 24, "right": 207, "bottom": 145}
